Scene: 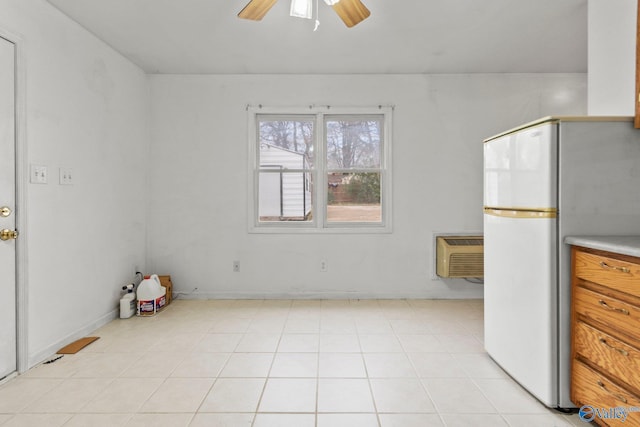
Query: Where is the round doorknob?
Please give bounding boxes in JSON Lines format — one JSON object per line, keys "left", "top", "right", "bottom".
{"left": 0, "top": 229, "right": 18, "bottom": 241}
{"left": 0, "top": 206, "right": 11, "bottom": 217}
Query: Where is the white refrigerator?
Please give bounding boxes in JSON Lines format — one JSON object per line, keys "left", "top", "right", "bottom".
{"left": 483, "top": 116, "right": 640, "bottom": 409}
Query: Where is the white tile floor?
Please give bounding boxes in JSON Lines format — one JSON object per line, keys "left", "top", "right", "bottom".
{"left": 0, "top": 299, "right": 584, "bottom": 427}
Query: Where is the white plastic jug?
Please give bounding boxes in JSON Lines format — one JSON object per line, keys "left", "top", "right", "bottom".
{"left": 136, "top": 274, "right": 166, "bottom": 316}
{"left": 119, "top": 291, "right": 136, "bottom": 319}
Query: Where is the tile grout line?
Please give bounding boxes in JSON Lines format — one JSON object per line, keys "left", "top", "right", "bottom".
{"left": 356, "top": 319, "right": 383, "bottom": 427}
{"left": 390, "top": 305, "right": 445, "bottom": 426}
{"left": 191, "top": 309, "right": 250, "bottom": 420}
{"left": 250, "top": 299, "right": 290, "bottom": 427}
{"left": 316, "top": 311, "right": 322, "bottom": 427}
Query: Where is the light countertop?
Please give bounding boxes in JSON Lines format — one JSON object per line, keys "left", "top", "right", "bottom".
{"left": 564, "top": 236, "right": 640, "bottom": 258}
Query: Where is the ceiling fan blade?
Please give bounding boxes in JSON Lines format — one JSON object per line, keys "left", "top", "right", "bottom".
{"left": 238, "top": 0, "right": 279, "bottom": 21}
{"left": 332, "top": 0, "right": 370, "bottom": 28}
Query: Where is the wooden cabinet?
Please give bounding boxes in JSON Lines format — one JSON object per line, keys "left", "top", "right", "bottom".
{"left": 571, "top": 246, "right": 640, "bottom": 426}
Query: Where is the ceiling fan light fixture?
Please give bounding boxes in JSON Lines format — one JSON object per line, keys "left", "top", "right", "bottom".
{"left": 323, "top": 0, "right": 341, "bottom": 5}
{"left": 290, "top": 0, "right": 313, "bottom": 19}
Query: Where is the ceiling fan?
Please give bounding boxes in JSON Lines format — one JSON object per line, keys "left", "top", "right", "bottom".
{"left": 238, "top": 0, "right": 371, "bottom": 28}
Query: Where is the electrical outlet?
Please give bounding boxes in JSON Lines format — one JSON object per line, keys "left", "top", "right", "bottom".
{"left": 320, "top": 259, "right": 328, "bottom": 272}
{"left": 233, "top": 260, "right": 240, "bottom": 272}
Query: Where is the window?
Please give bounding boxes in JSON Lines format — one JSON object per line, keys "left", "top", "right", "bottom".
{"left": 248, "top": 106, "right": 392, "bottom": 233}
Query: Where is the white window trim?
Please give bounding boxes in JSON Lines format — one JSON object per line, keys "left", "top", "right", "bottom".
{"left": 247, "top": 105, "right": 393, "bottom": 234}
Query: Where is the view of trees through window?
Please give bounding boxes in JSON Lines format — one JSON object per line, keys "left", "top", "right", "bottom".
{"left": 259, "top": 118, "right": 314, "bottom": 165}
{"left": 325, "top": 116, "right": 382, "bottom": 223}
{"left": 257, "top": 114, "right": 383, "bottom": 224}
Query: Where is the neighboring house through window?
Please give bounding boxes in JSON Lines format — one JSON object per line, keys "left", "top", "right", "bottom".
{"left": 248, "top": 106, "right": 392, "bottom": 233}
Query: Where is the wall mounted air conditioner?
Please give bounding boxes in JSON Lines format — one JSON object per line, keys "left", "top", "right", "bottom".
{"left": 436, "top": 236, "right": 484, "bottom": 278}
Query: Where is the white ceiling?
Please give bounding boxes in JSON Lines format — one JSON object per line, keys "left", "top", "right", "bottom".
{"left": 45, "top": 0, "right": 588, "bottom": 75}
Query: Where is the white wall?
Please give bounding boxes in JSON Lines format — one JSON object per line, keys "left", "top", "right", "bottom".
{"left": 588, "top": 0, "right": 636, "bottom": 115}
{"left": 0, "top": 0, "right": 149, "bottom": 368}
{"left": 148, "top": 73, "right": 586, "bottom": 299}
{"left": 0, "top": 0, "right": 591, "bottom": 368}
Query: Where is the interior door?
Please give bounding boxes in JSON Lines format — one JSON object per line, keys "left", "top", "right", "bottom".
{"left": 0, "top": 35, "right": 17, "bottom": 380}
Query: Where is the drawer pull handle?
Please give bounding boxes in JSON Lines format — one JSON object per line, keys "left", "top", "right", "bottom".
{"left": 600, "top": 261, "right": 631, "bottom": 274}
{"left": 597, "top": 380, "right": 628, "bottom": 404}
{"left": 599, "top": 338, "right": 629, "bottom": 356}
{"left": 598, "top": 300, "right": 630, "bottom": 315}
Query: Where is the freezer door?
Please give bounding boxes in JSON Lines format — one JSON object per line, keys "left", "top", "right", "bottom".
{"left": 484, "top": 122, "right": 557, "bottom": 210}
{"left": 484, "top": 212, "right": 558, "bottom": 407}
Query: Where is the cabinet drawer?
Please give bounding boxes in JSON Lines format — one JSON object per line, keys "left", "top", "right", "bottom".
{"left": 575, "top": 251, "right": 640, "bottom": 297}
{"left": 574, "top": 286, "right": 640, "bottom": 343}
{"left": 572, "top": 360, "right": 640, "bottom": 427}
{"left": 574, "top": 321, "right": 640, "bottom": 390}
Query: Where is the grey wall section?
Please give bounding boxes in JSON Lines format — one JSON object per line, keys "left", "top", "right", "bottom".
{"left": 587, "top": 0, "right": 636, "bottom": 115}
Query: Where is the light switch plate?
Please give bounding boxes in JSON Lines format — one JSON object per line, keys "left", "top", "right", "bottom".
{"left": 30, "top": 164, "right": 47, "bottom": 184}
{"left": 59, "top": 168, "right": 73, "bottom": 185}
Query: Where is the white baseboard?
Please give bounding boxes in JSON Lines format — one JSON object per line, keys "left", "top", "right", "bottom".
{"left": 26, "top": 308, "right": 118, "bottom": 371}
{"left": 174, "top": 290, "right": 484, "bottom": 300}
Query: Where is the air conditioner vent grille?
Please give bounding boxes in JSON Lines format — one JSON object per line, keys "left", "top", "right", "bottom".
{"left": 436, "top": 235, "right": 484, "bottom": 278}
{"left": 449, "top": 253, "right": 484, "bottom": 276}
{"left": 444, "top": 238, "right": 483, "bottom": 246}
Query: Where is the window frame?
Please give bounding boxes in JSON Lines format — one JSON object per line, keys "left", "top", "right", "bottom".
{"left": 248, "top": 105, "right": 392, "bottom": 234}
